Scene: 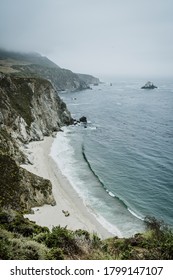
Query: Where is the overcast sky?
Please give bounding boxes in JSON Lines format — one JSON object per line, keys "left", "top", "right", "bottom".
{"left": 0, "top": 0, "right": 172, "bottom": 78}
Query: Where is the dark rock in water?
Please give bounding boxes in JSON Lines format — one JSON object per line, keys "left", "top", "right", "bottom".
{"left": 141, "top": 81, "right": 157, "bottom": 89}
{"left": 79, "top": 116, "right": 87, "bottom": 123}
{"left": 72, "top": 118, "right": 80, "bottom": 125}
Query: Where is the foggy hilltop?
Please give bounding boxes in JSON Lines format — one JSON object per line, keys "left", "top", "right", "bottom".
{"left": 0, "top": 49, "right": 100, "bottom": 91}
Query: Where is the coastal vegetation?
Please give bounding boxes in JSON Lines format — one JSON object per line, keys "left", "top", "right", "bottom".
{"left": 0, "top": 209, "right": 173, "bottom": 260}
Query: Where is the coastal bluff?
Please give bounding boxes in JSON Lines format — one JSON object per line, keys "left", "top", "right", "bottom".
{"left": 0, "top": 49, "right": 100, "bottom": 212}
{"left": 0, "top": 49, "right": 100, "bottom": 91}
{"left": 0, "top": 72, "right": 72, "bottom": 211}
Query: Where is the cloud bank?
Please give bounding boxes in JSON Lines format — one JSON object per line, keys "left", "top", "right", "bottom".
{"left": 0, "top": 0, "right": 172, "bottom": 78}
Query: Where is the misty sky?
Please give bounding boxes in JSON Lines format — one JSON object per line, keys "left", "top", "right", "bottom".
{"left": 0, "top": 0, "right": 173, "bottom": 78}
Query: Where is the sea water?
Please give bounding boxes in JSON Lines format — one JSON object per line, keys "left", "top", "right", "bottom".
{"left": 51, "top": 78, "right": 173, "bottom": 237}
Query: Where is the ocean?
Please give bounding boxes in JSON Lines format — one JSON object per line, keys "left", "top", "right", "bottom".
{"left": 51, "top": 78, "right": 173, "bottom": 237}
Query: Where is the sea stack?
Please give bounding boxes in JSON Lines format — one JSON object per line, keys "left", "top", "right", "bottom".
{"left": 141, "top": 81, "right": 157, "bottom": 89}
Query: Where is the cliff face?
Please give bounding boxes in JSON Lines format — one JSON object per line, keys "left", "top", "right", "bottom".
{"left": 0, "top": 73, "right": 72, "bottom": 211}
{"left": 12, "top": 64, "right": 90, "bottom": 92}
{"left": 0, "top": 73, "right": 72, "bottom": 144}
{"left": 76, "top": 73, "right": 100, "bottom": 85}
{"left": 0, "top": 154, "right": 55, "bottom": 211}
{"left": 0, "top": 50, "right": 99, "bottom": 213}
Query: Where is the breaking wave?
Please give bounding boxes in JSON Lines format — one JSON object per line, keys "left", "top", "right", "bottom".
{"left": 81, "top": 143, "right": 143, "bottom": 221}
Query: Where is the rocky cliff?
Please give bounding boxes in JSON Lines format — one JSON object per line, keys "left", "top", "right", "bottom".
{"left": 77, "top": 73, "right": 100, "bottom": 85}
{"left": 0, "top": 154, "right": 54, "bottom": 211}
{"left": 12, "top": 64, "right": 90, "bottom": 92}
{"left": 0, "top": 72, "right": 72, "bottom": 211}
{"left": 0, "top": 73, "right": 72, "bottom": 143}
{"left": 0, "top": 49, "right": 99, "bottom": 213}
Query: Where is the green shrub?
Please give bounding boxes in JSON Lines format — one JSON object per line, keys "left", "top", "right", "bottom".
{"left": 0, "top": 228, "right": 13, "bottom": 259}
{"left": 10, "top": 239, "right": 49, "bottom": 260}
{"left": 75, "top": 229, "right": 90, "bottom": 240}
{"left": 33, "top": 232, "right": 48, "bottom": 243}
{"left": 45, "top": 226, "right": 82, "bottom": 256}
{"left": 91, "top": 233, "right": 101, "bottom": 248}
{"left": 45, "top": 226, "right": 73, "bottom": 247}
{"left": 47, "top": 248, "right": 64, "bottom": 260}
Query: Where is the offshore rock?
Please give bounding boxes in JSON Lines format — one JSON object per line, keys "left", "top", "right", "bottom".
{"left": 141, "top": 81, "right": 157, "bottom": 89}
{"left": 79, "top": 116, "right": 87, "bottom": 123}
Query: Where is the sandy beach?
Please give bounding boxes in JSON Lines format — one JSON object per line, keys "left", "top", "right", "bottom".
{"left": 21, "top": 135, "right": 114, "bottom": 239}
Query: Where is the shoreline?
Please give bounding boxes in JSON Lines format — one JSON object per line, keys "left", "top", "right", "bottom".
{"left": 22, "top": 135, "right": 115, "bottom": 239}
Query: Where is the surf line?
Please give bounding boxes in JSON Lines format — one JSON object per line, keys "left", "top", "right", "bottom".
{"left": 82, "top": 143, "right": 144, "bottom": 221}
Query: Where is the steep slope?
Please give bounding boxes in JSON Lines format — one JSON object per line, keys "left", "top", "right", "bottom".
{"left": 0, "top": 72, "right": 72, "bottom": 211}
{"left": 0, "top": 73, "right": 72, "bottom": 143}
{"left": 0, "top": 49, "right": 60, "bottom": 68}
{"left": 77, "top": 73, "right": 100, "bottom": 85}
{"left": 0, "top": 49, "right": 99, "bottom": 91}
{"left": 0, "top": 154, "right": 54, "bottom": 211}
{"left": 12, "top": 64, "right": 89, "bottom": 91}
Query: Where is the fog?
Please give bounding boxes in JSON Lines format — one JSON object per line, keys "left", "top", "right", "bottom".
{"left": 0, "top": 0, "right": 172, "bottom": 78}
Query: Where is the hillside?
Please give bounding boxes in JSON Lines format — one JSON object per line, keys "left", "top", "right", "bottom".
{"left": 0, "top": 72, "right": 72, "bottom": 212}
{"left": 0, "top": 49, "right": 100, "bottom": 91}
{"left": 0, "top": 49, "right": 59, "bottom": 68}
{"left": 77, "top": 73, "right": 100, "bottom": 85}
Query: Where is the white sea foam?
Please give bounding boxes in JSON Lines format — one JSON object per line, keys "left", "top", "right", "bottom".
{"left": 50, "top": 127, "right": 146, "bottom": 237}
{"left": 127, "top": 208, "right": 144, "bottom": 221}
{"left": 69, "top": 103, "right": 80, "bottom": 106}
{"left": 87, "top": 126, "right": 97, "bottom": 130}
{"left": 56, "top": 80, "right": 173, "bottom": 233}
{"left": 50, "top": 127, "right": 90, "bottom": 199}
{"left": 92, "top": 211, "right": 123, "bottom": 237}
{"left": 50, "top": 129, "right": 123, "bottom": 236}
{"left": 106, "top": 189, "right": 115, "bottom": 197}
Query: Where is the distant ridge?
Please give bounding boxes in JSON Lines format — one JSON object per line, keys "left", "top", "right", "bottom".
{"left": 0, "top": 48, "right": 60, "bottom": 68}
{"left": 77, "top": 73, "right": 100, "bottom": 85}
{"left": 0, "top": 49, "right": 100, "bottom": 91}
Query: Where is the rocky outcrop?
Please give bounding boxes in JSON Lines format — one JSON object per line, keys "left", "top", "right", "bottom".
{"left": 79, "top": 116, "right": 87, "bottom": 123}
{"left": 0, "top": 73, "right": 72, "bottom": 211}
{"left": 0, "top": 154, "right": 55, "bottom": 211}
{"left": 12, "top": 64, "right": 90, "bottom": 92}
{"left": 77, "top": 73, "right": 100, "bottom": 86}
{"left": 0, "top": 73, "right": 72, "bottom": 144}
{"left": 141, "top": 81, "right": 157, "bottom": 89}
